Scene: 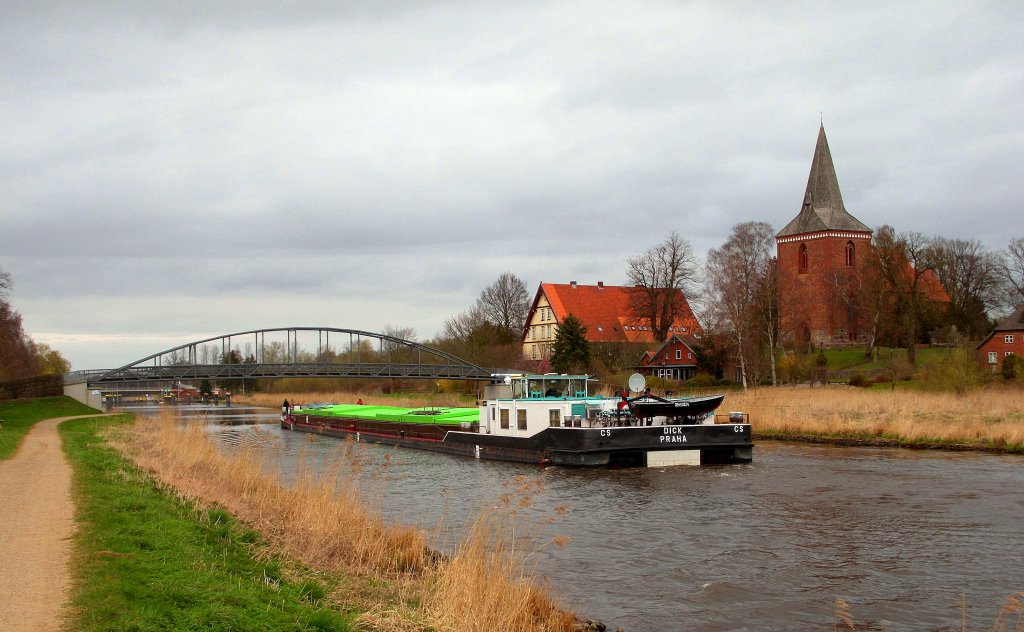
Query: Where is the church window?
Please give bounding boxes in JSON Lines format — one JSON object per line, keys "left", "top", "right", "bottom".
{"left": 798, "top": 243, "right": 808, "bottom": 273}
{"left": 845, "top": 241, "right": 855, "bottom": 267}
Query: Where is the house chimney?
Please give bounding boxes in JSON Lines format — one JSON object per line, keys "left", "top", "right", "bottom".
{"left": 597, "top": 281, "right": 604, "bottom": 289}
{"left": 570, "top": 281, "right": 577, "bottom": 288}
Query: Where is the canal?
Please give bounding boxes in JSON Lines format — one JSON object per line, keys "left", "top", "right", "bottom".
{"left": 131, "top": 404, "right": 1023, "bottom": 631}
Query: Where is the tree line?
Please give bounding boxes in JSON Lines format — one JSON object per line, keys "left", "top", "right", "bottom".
{"left": 428, "top": 227, "right": 1024, "bottom": 389}
{"left": 702, "top": 225, "right": 1024, "bottom": 387}
{"left": 4, "top": 229, "right": 1021, "bottom": 387}
{"left": 0, "top": 267, "right": 70, "bottom": 381}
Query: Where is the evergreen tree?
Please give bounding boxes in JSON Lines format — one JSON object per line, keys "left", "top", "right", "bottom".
{"left": 549, "top": 314, "right": 591, "bottom": 374}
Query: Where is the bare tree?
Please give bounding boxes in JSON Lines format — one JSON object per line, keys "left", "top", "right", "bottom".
{"left": 928, "top": 237, "right": 1002, "bottom": 337}
{"left": 0, "top": 268, "right": 11, "bottom": 299}
{"left": 381, "top": 323, "right": 417, "bottom": 358}
{"left": 705, "top": 222, "right": 776, "bottom": 388}
{"left": 860, "top": 227, "right": 940, "bottom": 366}
{"left": 441, "top": 306, "right": 487, "bottom": 342}
{"left": 474, "top": 272, "right": 531, "bottom": 339}
{"left": 1001, "top": 237, "right": 1024, "bottom": 304}
{"left": 627, "top": 231, "right": 700, "bottom": 341}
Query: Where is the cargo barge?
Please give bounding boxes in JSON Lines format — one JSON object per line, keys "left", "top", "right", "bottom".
{"left": 282, "top": 373, "right": 753, "bottom": 467}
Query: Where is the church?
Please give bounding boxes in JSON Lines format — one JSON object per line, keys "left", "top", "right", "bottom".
{"left": 775, "top": 125, "right": 873, "bottom": 348}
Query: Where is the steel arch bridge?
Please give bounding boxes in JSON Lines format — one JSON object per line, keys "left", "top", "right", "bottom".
{"left": 81, "top": 327, "right": 494, "bottom": 386}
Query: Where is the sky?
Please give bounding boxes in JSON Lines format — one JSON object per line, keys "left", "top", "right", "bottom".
{"left": 2, "top": 1, "right": 1022, "bottom": 371}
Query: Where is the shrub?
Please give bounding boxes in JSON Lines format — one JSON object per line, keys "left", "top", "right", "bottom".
{"left": 1002, "top": 355, "right": 1018, "bottom": 380}
{"left": 920, "top": 347, "right": 985, "bottom": 394}
{"left": 848, "top": 373, "right": 869, "bottom": 388}
{"left": 685, "top": 373, "right": 719, "bottom": 388}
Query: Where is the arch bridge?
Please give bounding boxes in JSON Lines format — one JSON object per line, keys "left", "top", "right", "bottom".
{"left": 64, "top": 328, "right": 496, "bottom": 405}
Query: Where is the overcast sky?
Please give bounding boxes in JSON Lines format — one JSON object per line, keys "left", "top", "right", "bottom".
{"left": 2, "top": 1, "right": 1021, "bottom": 370}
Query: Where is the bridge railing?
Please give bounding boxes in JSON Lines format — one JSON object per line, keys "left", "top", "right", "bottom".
{"left": 64, "top": 369, "right": 115, "bottom": 385}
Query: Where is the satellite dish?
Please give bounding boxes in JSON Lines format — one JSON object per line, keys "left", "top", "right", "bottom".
{"left": 627, "top": 373, "right": 646, "bottom": 394}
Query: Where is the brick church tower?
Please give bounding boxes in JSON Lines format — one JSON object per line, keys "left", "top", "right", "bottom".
{"left": 776, "top": 126, "right": 872, "bottom": 348}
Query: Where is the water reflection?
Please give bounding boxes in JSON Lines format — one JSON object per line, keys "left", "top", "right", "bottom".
{"left": 150, "top": 406, "right": 1022, "bottom": 632}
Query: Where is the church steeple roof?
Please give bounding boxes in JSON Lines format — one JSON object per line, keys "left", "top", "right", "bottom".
{"left": 776, "top": 125, "right": 871, "bottom": 238}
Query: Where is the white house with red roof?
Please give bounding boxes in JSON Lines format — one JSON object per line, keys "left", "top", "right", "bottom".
{"left": 521, "top": 281, "right": 702, "bottom": 361}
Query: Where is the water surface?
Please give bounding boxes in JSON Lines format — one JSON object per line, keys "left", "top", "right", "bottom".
{"left": 145, "top": 405, "right": 1022, "bottom": 631}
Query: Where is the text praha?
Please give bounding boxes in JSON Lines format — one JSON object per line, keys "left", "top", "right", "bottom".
{"left": 661, "top": 426, "right": 687, "bottom": 443}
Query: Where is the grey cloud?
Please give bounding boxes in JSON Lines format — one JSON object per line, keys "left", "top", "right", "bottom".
{"left": 3, "top": 1, "right": 1022, "bottom": 368}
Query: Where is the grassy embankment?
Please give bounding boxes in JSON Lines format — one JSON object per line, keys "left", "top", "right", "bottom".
{"left": 60, "top": 411, "right": 353, "bottom": 631}
{"left": 0, "top": 395, "right": 96, "bottom": 459}
{"left": 729, "top": 386, "right": 1024, "bottom": 452}
{"left": 120, "top": 411, "right": 577, "bottom": 631}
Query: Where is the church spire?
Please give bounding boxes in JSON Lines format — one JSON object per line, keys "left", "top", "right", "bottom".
{"left": 776, "top": 125, "right": 870, "bottom": 237}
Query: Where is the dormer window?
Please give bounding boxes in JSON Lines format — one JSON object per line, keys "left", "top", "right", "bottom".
{"left": 798, "top": 243, "right": 808, "bottom": 273}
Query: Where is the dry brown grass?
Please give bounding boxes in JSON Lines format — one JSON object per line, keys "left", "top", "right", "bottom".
{"left": 729, "top": 386, "right": 1024, "bottom": 450}
{"left": 238, "top": 391, "right": 474, "bottom": 410}
{"left": 118, "top": 411, "right": 577, "bottom": 631}
{"left": 421, "top": 475, "right": 576, "bottom": 632}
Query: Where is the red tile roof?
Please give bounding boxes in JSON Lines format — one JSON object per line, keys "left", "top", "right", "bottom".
{"left": 527, "top": 283, "right": 702, "bottom": 344}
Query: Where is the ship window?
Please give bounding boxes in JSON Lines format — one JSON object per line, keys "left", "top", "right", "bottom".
{"left": 517, "top": 409, "right": 528, "bottom": 430}
{"left": 500, "top": 409, "right": 509, "bottom": 429}
{"left": 798, "top": 243, "right": 808, "bottom": 273}
{"left": 549, "top": 409, "right": 561, "bottom": 427}
{"left": 845, "top": 240, "right": 855, "bottom": 267}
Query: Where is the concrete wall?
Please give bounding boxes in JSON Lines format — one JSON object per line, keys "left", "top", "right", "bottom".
{"left": 64, "top": 382, "right": 105, "bottom": 410}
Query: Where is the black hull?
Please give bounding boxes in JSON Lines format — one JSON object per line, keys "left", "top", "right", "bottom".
{"left": 282, "top": 413, "right": 753, "bottom": 467}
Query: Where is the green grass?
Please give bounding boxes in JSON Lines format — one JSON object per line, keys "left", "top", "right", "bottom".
{"left": 0, "top": 396, "right": 97, "bottom": 459}
{"left": 60, "top": 414, "right": 353, "bottom": 631}
{"left": 827, "top": 346, "right": 951, "bottom": 372}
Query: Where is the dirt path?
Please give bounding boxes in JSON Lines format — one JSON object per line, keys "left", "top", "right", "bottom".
{"left": 0, "top": 415, "right": 101, "bottom": 631}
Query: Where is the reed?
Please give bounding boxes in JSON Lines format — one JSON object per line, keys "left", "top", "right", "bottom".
{"left": 421, "top": 475, "right": 576, "bottom": 632}
{"left": 121, "top": 411, "right": 577, "bottom": 631}
{"left": 729, "top": 386, "right": 1024, "bottom": 451}
{"left": 238, "top": 391, "right": 474, "bottom": 410}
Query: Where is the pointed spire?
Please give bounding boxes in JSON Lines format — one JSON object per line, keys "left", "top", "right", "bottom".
{"left": 776, "top": 125, "right": 870, "bottom": 237}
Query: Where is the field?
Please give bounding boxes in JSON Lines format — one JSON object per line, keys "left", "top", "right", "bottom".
{"left": 728, "top": 386, "right": 1024, "bottom": 452}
